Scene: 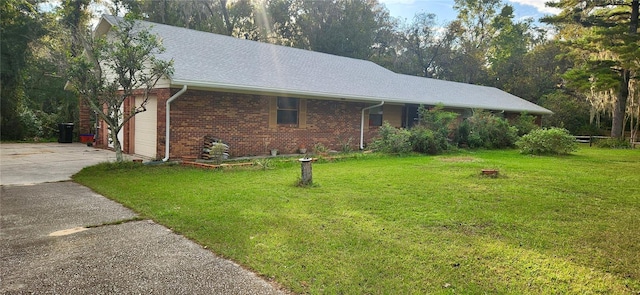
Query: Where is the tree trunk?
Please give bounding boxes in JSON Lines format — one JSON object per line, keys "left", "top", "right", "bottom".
{"left": 632, "top": 102, "right": 639, "bottom": 143}
{"left": 618, "top": 0, "right": 639, "bottom": 140}
{"left": 219, "top": 0, "right": 233, "bottom": 36}
{"left": 109, "top": 126, "right": 124, "bottom": 162}
{"left": 611, "top": 70, "right": 630, "bottom": 139}
{"left": 631, "top": 0, "right": 638, "bottom": 34}
{"left": 299, "top": 159, "right": 312, "bottom": 186}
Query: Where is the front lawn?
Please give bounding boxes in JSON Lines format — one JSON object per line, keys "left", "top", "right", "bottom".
{"left": 74, "top": 148, "right": 640, "bottom": 294}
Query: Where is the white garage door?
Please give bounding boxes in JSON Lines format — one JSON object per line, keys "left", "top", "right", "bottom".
{"left": 134, "top": 95, "right": 157, "bottom": 158}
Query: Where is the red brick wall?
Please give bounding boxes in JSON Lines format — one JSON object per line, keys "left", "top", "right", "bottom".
{"left": 96, "top": 105, "right": 108, "bottom": 148}
{"left": 78, "top": 98, "right": 92, "bottom": 135}
{"left": 86, "top": 87, "right": 547, "bottom": 159}
{"left": 155, "top": 88, "right": 172, "bottom": 159}
{"left": 164, "top": 89, "right": 377, "bottom": 159}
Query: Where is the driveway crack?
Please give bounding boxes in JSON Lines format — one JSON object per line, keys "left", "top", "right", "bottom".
{"left": 85, "top": 217, "right": 145, "bottom": 228}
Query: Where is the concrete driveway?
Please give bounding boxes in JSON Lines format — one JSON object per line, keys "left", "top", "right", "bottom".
{"left": 0, "top": 143, "right": 119, "bottom": 186}
{"left": 1, "top": 143, "right": 286, "bottom": 294}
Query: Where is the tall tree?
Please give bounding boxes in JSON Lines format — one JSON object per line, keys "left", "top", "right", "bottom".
{"left": 63, "top": 18, "right": 173, "bottom": 161}
{"left": 58, "top": 0, "right": 92, "bottom": 56}
{"left": 261, "top": 0, "right": 301, "bottom": 46}
{"left": 440, "top": 0, "right": 503, "bottom": 84}
{"left": 127, "top": 0, "right": 259, "bottom": 39}
{"left": 485, "top": 6, "right": 537, "bottom": 96}
{"left": 388, "top": 13, "right": 456, "bottom": 78}
{"left": 23, "top": 10, "right": 80, "bottom": 139}
{"left": 295, "top": 0, "right": 388, "bottom": 59}
{"left": 507, "top": 40, "right": 572, "bottom": 104}
{"left": 539, "top": 91, "right": 593, "bottom": 133}
{"left": 125, "top": 0, "right": 394, "bottom": 58}
{"left": 544, "top": 0, "right": 639, "bottom": 138}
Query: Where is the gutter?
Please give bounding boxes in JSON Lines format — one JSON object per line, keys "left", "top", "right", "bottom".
{"left": 170, "top": 79, "right": 393, "bottom": 104}
{"left": 162, "top": 85, "right": 188, "bottom": 162}
{"left": 171, "top": 79, "right": 553, "bottom": 116}
{"left": 360, "top": 101, "right": 384, "bottom": 150}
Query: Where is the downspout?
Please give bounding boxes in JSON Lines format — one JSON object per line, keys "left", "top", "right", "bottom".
{"left": 360, "top": 101, "right": 384, "bottom": 150}
{"left": 162, "top": 85, "right": 188, "bottom": 162}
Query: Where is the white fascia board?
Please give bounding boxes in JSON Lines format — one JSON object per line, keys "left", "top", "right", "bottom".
{"left": 170, "top": 79, "right": 389, "bottom": 103}
{"left": 170, "top": 79, "right": 554, "bottom": 115}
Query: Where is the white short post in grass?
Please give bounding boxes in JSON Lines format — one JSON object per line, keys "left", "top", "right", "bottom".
{"left": 299, "top": 158, "right": 313, "bottom": 185}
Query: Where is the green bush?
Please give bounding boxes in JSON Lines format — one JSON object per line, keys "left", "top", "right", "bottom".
{"left": 338, "top": 137, "right": 354, "bottom": 153}
{"left": 370, "top": 122, "right": 412, "bottom": 154}
{"left": 409, "top": 127, "right": 447, "bottom": 154}
{"left": 594, "top": 138, "right": 631, "bottom": 149}
{"left": 513, "top": 112, "right": 539, "bottom": 137}
{"left": 516, "top": 127, "right": 577, "bottom": 155}
{"left": 460, "top": 110, "right": 518, "bottom": 149}
{"left": 417, "top": 104, "right": 459, "bottom": 138}
{"left": 467, "top": 132, "right": 483, "bottom": 148}
{"left": 410, "top": 104, "right": 458, "bottom": 154}
{"left": 454, "top": 119, "right": 470, "bottom": 147}
{"left": 313, "top": 143, "right": 328, "bottom": 153}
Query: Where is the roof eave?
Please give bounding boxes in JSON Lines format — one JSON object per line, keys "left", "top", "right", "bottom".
{"left": 171, "top": 79, "right": 388, "bottom": 104}
{"left": 170, "top": 79, "right": 554, "bottom": 115}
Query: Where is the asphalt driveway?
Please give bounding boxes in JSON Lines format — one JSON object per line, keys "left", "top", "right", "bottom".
{"left": 0, "top": 143, "right": 286, "bottom": 294}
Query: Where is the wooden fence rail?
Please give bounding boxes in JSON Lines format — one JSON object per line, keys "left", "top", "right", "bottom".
{"left": 574, "top": 135, "right": 611, "bottom": 147}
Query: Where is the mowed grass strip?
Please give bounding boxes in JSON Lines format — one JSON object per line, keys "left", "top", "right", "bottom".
{"left": 74, "top": 148, "right": 640, "bottom": 294}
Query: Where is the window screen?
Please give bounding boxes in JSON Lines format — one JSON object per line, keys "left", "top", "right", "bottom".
{"left": 369, "top": 105, "right": 383, "bottom": 126}
{"left": 277, "top": 97, "right": 299, "bottom": 125}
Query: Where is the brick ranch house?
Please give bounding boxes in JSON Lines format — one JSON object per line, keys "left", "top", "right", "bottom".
{"left": 79, "top": 15, "right": 553, "bottom": 160}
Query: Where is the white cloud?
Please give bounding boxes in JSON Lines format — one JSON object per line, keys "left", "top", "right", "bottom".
{"left": 37, "top": 0, "right": 61, "bottom": 12}
{"left": 508, "top": 0, "right": 562, "bottom": 14}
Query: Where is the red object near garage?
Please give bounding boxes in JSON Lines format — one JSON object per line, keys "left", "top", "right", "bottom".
{"left": 79, "top": 134, "right": 94, "bottom": 144}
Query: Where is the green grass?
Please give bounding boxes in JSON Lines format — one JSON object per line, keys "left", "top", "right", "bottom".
{"left": 73, "top": 148, "right": 640, "bottom": 294}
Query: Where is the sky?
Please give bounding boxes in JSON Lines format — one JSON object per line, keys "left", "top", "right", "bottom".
{"left": 40, "top": 0, "right": 561, "bottom": 28}
{"left": 380, "top": 0, "right": 561, "bottom": 24}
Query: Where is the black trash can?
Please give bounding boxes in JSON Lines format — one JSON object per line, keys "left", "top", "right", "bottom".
{"left": 58, "top": 123, "right": 74, "bottom": 143}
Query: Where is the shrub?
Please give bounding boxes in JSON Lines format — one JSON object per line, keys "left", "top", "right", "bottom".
{"left": 467, "top": 132, "right": 483, "bottom": 148}
{"left": 207, "top": 141, "right": 229, "bottom": 164}
{"left": 370, "top": 122, "right": 412, "bottom": 154}
{"left": 461, "top": 110, "right": 518, "bottom": 149}
{"left": 516, "top": 127, "right": 577, "bottom": 155}
{"left": 455, "top": 119, "right": 470, "bottom": 147}
{"left": 409, "top": 126, "right": 448, "bottom": 155}
{"left": 313, "top": 143, "right": 328, "bottom": 154}
{"left": 253, "top": 158, "right": 273, "bottom": 170}
{"left": 513, "top": 112, "right": 539, "bottom": 137}
{"left": 417, "top": 104, "right": 459, "bottom": 138}
{"left": 594, "top": 138, "right": 631, "bottom": 149}
{"left": 411, "top": 104, "right": 458, "bottom": 154}
{"left": 338, "top": 137, "right": 354, "bottom": 153}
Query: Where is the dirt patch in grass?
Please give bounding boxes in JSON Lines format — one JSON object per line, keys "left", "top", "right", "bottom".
{"left": 439, "top": 156, "right": 481, "bottom": 163}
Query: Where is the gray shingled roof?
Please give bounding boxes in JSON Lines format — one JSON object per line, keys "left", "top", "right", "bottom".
{"left": 101, "top": 15, "right": 552, "bottom": 115}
